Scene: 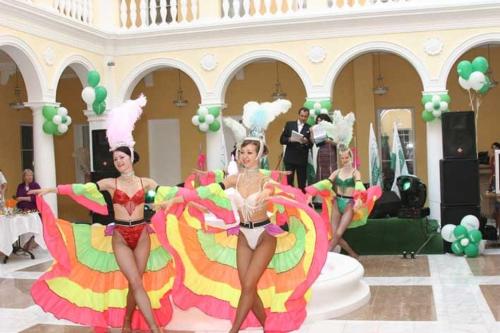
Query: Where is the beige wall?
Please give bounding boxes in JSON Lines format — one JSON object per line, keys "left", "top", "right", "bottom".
{"left": 0, "top": 71, "right": 31, "bottom": 199}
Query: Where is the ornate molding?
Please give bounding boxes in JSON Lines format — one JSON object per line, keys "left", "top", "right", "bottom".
{"left": 308, "top": 46, "right": 326, "bottom": 64}
{"left": 42, "top": 46, "right": 56, "bottom": 66}
{"left": 424, "top": 37, "right": 444, "bottom": 56}
{"left": 200, "top": 53, "right": 217, "bottom": 71}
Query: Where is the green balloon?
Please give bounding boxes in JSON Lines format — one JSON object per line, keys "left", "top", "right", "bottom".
{"left": 315, "top": 109, "right": 321, "bottom": 116}
{"left": 464, "top": 243, "right": 479, "bottom": 257}
{"left": 306, "top": 115, "right": 315, "bottom": 126}
{"left": 94, "top": 86, "right": 107, "bottom": 103}
{"left": 320, "top": 100, "right": 332, "bottom": 111}
{"left": 208, "top": 107, "right": 221, "bottom": 118}
{"left": 421, "top": 95, "right": 432, "bottom": 105}
{"left": 92, "top": 101, "right": 106, "bottom": 115}
{"left": 468, "top": 229, "right": 482, "bottom": 243}
{"left": 472, "top": 56, "right": 489, "bottom": 74}
{"left": 303, "top": 100, "right": 315, "bottom": 110}
{"left": 440, "top": 94, "right": 451, "bottom": 103}
{"left": 457, "top": 60, "right": 473, "bottom": 80}
{"left": 43, "top": 121, "right": 57, "bottom": 135}
{"left": 209, "top": 119, "right": 221, "bottom": 132}
{"left": 433, "top": 101, "right": 441, "bottom": 110}
{"left": 451, "top": 240, "right": 464, "bottom": 255}
{"left": 87, "top": 71, "right": 100, "bottom": 87}
{"left": 422, "top": 110, "right": 435, "bottom": 122}
{"left": 453, "top": 225, "right": 469, "bottom": 240}
{"left": 42, "top": 106, "right": 57, "bottom": 120}
{"left": 198, "top": 114, "right": 206, "bottom": 123}
{"left": 478, "top": 77, "right": 491, "bottom": 95}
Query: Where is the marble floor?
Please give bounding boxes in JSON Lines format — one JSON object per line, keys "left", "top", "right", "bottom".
{"left": 1, "top": 247, "right": 500, "bottom": 333}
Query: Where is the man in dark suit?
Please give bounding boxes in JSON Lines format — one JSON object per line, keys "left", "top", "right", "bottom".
{"left": 280, "top": 107, "right": 312, "bottom": 191}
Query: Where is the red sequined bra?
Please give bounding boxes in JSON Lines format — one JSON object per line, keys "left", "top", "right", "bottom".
{"left": 112, "top": 178, "right": 145, "bottom": 216}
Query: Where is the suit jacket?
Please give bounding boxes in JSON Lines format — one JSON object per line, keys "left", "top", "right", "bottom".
{"left": 280, "top": 121, "right": 312, "bottom": 165}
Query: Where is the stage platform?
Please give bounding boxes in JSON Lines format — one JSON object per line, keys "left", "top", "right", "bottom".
{"left": 343, "top": 217, "right": 443, "bottom": 255}
{"left": 166, "top": 253, "right": 369, "bottom": 331}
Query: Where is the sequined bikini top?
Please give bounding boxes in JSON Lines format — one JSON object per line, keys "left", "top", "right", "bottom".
{"left": 112, "top": 178, "right": 145, "bottom": 216}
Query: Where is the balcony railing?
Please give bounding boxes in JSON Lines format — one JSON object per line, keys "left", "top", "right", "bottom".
{"left": 13, "top": 0, "right": 498, "bottom": 32}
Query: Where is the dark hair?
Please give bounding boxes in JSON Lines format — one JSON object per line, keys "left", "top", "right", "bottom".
{"left": 298, "top": 107, "right": 310, "bottom": 115}
{"left": 113, "top": 146, "right": 140, "bottom": 164}
{"left": 241, "top": 139, "right": 269, "bottom": 156}
{"left": 316, "top": 114, "right": 332, "bottom": 123}
{"left": 492, "top": 142, "right": 500, "bottom": 149}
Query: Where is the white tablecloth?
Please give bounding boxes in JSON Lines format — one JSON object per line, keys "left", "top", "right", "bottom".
{"left": 0, "top": 213, "right": 46, "bottom": 255}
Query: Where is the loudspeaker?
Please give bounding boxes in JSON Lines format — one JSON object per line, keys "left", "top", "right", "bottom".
{"left": 92, "top": 129, "right": 114, "bottom": 172}
{"left": 441, "top": 204, "right": 481, "bottom": 252}
{"left": 440, "top": 159, "right": 479, "bottom": 206}
{"left": 368, "top": 191, "right": 401, "bottom": 218}
{"left": 442, "top": 111, "right": 476, "bottom": 159}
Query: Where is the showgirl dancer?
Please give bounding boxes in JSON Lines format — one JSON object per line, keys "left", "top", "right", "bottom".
{"left": 306, "top": 111, "right": 381, "bottom": 257}
{"left": 30, "top": 95, "right": 179, "bottom": 332}
{"left": 152, "top": 99, "right": 329, "bottom": 332}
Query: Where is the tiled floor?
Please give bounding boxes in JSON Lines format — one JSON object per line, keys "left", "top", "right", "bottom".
{"left": 2, "top": 247, "right": 500, "bottom": 332}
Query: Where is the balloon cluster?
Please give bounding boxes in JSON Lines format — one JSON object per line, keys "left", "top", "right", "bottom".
{"left": 303, "top": 99, "right": 332, "bottom": 126}
{"left": 191, "top": 106, "right": 221, "bottom": 132}
{"left": 441, "top": 215, "right": 483, "bottom": 258}
{"left": 421, "top": 94, "right": 450, "bottom": 122}
{"left": 42, "top": 105, "right": 72, "bottom": 135}
{"left": 81, "top": 71, "right": 107, "bottom": 115}
{"left": 457, "top": 56, "right": 492, "bottom": 95}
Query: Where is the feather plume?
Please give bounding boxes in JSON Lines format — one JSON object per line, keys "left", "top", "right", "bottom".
{"left": 242, "top": 99, "right": 291, "bottom": 137}
{"left": 106, "top": 94, "right": 147, "bottom": 150}
{"left": 331, "top": 110, "right": 356, "bottom": 146}
{"left": 222, "top": 117, "right": 247, "bottom": 144}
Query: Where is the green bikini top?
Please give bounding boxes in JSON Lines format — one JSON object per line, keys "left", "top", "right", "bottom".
{"left": 334, "top": 171, "right": 356, "bottom": 190}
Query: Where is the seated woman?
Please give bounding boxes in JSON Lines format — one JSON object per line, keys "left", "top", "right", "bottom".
{"left": 154, "top": 138, "right": 328, "bottom": 332}
{"left": 15, "top": 169, "right": 40, "bottom": 211}
{"left": 30, "top": 96, "right": 175, "bottom": 332}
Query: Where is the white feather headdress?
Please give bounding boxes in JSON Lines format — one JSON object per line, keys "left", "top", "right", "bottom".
{"left": 223, "top": 99, "right": 292, "bottom": 159}
{"left": 106, "top": 94, "right": 147, "bottom": 161}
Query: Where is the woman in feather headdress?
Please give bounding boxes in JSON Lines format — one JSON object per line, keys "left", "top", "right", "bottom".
{"left": 153, "top": 100, "right": 328, "bottom": 332}
{"left": 29, "top": 95, "right": 177, "bottom": 332}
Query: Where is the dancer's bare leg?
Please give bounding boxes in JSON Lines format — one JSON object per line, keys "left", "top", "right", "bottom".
{"left": 235, "top": 234, "right": 267, "bottom": 327}
{"left": 329, "top": 200, "right": 342, "bottom": 250}
{"left": 230, "top": 233, "right": 276, "bottom": 333}
{"left": 113, "top": 229, "right": 161, "bottom": 332}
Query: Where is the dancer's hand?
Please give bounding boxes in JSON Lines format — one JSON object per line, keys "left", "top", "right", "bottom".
{"left": 353, "top": 198, "right": 363, "bottom": 211}
{"left": 192, "top": 168, "right": 209, "bottom": 175}
{"left": 279, "top": 170, "right": 292, "bottom": 176}
{"left": 305, "top": 194, "right": 313, "bottom": 205}
{"left": 256, "top": 188, "right": 272, "bottom": 204}
{"left": 187, "top": 201, "right": 209, "bottom": 213}
{"left": 154, "top": 197, "right": 183, "bottom": 213}
{"left": 28, "top": 188, "right": 56, "bottom": 196}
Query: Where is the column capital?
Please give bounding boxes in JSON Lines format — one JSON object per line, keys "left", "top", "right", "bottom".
{"left": 305, "top": 96, "right": 331, "bottom": 102}
{"left": 25, "top": 101, "right": 60, "bottom": 110}
{"left": 199, "top": 102, "right": 226, "bottom": 108}
{"left": 84, "top": 109, "right": 108, "bottom": 124}
{"left": 421, "top": 90, "right": 449, "bottom": 96}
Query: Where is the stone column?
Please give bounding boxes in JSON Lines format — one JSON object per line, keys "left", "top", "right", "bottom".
{"left": 25, "top": 101, "right": 59, "bottom": 215}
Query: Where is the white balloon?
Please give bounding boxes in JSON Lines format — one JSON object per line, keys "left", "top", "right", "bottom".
{"left": 52, "top": 115, "right": 62, "bottom": 125}
{"left": 198, "top": 107, "right": 209, "bottom": 116}
{"left": 313, "top": 102, "right": 322, "bottom": 110}
{"left": 65, "top": 116, "right": 72, "bottom": 126}
{"left": 191, "top": 115, "right": 200, "bottom": 126}
{"left": 432, "top": 109, "right": 442, "bottom": 118}
{"left": 431, "top": 95, "right": 441, "bottom": 103}
{"left": 425, "top": 102, "right": 433, "bottom": 112}
{"left": 320, "top": 108, "right": 328, "bottom": 114}
{"left": 57, "top": 107, "right": 68, "bottom": 117}
{"left": 460, "top": 215, "right": 480, "bottom": 231}
{"left": 57, "top": 123, "right": 68, "bottom": 133}
{"left": 199, "top": 123, "right": 209, "bottom": 132}
{"left": 458, "top": 77, "right": 472, "bottom": 90}
{"left": 439, "top": 101, "right": 448, "bottom": 112}
{"left": 460, "top": 238, "right": 470, "bottom": 247}
{"left": 81, "top": 87, "right": 96, "bottom": 105}
{"left": 205, "top": 114, "right": 215, "bottom": 124}
{"left": 441, "top": 224, "right": 457, "bottom": 243}
{"left": 469, "top": 71, "right": 486, "bottom": 91}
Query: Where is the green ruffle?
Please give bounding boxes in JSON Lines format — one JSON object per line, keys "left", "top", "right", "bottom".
{"left": 72, "top": 183, "right": 106, "bottom": 205}
{"left": 213, "top": 170, "right": 225, "bottom": 183}
{"left": 154, "top": 186, "right": 179, "bottom": 204}
{"left": 196, "top": 183, "right": 232, "bottom": 210}
{"left": 312, "top": 179, "right": 333, "bottom": 192}
{"left": 196, "top": 219, "right": 305, "bottom": 273}
{"left": 72, "top": 224, "right": 171, "bottom": 273}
